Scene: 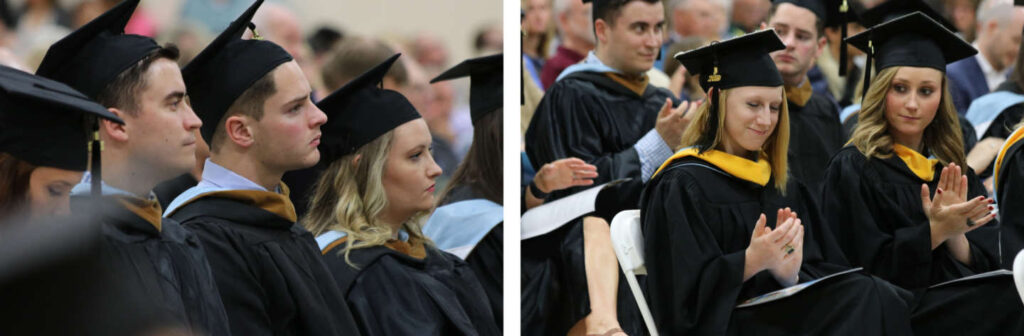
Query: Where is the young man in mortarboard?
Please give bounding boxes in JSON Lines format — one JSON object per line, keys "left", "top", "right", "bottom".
{"left": 162, "top": 1, "right": 360, "bottom": 334}
{"left": 766, "top": 0, "right": 844, "bottom": 195}
{"left": 34, "top": 1, "right": 229, "bottom": 334}
{"left": 523, "top": 0, "right": 698, "bottom": 334}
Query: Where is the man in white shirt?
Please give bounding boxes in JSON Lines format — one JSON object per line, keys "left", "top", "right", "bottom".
{"left": 947, "top": 0, "right": 1024, "bottom": 114}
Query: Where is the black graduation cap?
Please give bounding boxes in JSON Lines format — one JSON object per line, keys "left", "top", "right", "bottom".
{"left": 675, "top": 29, "right": 786, "bottom": 152}
{"left": 821, "top": 0, "right": 865, "bottom": 76}
{"left": 846, "top": 11, "right": 975, "bottom": 103}
{"left": 182, "top": 0, "right": 293, "bottom": 144}
{"left": 675, "top": 29, "right": 786, "bottom": 92}
{"left": 0, "top": 65, "right": 123, "bottom": 172}
{"left": 773, "top": 0, "right": 827, "bottom": 22}
{"left": 857, "top": 0, "right": 957, "bottom": 32}
{"left": 316, "top": 54, "right": 421, "bottom": 166}
{"left": 35, "top": 0, "right": 158, "bottom": 99}
{"left": 431, "top": 54, "right": 503, "bottom": 125}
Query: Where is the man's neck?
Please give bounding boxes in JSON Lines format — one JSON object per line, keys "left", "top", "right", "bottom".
{"left": 210, "top": 150, "right": 283, "bottom": 192}
{"left": 976, "top": 40, "right": 1003, "bottom": 72}
{"left": 100, "top": 153, "right": 161, "bottom": 197}
{"left": 594, "top": 47, "right": 646, "bottom": 77}
{"left": 782, "top": 73, "right": 807, "bottom": 88}
{"left": 562, "top": 35, "right": 594, "bottom": 57}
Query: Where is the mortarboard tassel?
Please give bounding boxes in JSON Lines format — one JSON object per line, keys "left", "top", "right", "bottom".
{"left": 89, "top": 119, "right": 102, "bottom": 197}
{"left": 839, "top": 0, "right": 849, "bottom": 77}
{"left": 860, "top": 37, "right": 874, "bottom": 106}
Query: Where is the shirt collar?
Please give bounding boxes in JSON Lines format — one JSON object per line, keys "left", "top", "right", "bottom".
{"left": 973, "top": 42, "right": 1008, "bottom": 91}
{"left": 70, "top": 171, "right": 153, "bottom": 199}
{"left": 196, "top": 158, "right": 272, "bottom": 192}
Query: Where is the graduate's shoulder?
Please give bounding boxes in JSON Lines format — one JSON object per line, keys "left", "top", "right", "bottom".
{"left": 828, "top": 145, "right": 871, "bottom": 168}
{"left": 647, "top": 156, "right": 714, "bottom": 192}
{"left": 798, "top": 92, "right": 842, "bottom": 120}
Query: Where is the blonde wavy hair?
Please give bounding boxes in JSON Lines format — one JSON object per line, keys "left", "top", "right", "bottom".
{"left": 301, "top": 131, "right": 432, "bottom": 267}
{"left": 678, "top": 87, "right": 790, "bottom": 192}
{"left": 848, "top": 67, "right": 966, "bottom": 168}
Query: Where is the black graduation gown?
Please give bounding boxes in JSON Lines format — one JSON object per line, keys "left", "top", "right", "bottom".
{"left": 787, "top": 89, "right": 843, "bottom": 195}
{"left": 323, "top": 240, "right": 501, "bottom": 336}
{"left": 70, "top": 196, "right": 231, "bottom": 336}
{"left": 437, "top": 185, "right": 503, "bottom": 328}
{"left": 153, "top": 173, "right": 198, "bottom": 211}
{"left": 821, "top": 146, "right": 1024, "bottom": 335}
{"left": 996, "top": 131, "right": 1024, "bottom": 270}
{"left": 523, "top": 71, "right": 678, "bottom": 335}
{"left": 640, "top": 154, "right": 913, "bottom": 335}
{"left": 167, "top": 195, "right": 360, "bottom": 336}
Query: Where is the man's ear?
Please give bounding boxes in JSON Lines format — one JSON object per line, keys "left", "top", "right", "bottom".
{"left": 101, "top": 107, "right": 130, "bottom": 142}
{"left": 224, "top": 115, "right": 256, "bottom": 148}
{"left": 815, "top": 35, "right": 827, "bottom": 59}
{"left": 595, "top": 18, "right": 609, "bottom": 45}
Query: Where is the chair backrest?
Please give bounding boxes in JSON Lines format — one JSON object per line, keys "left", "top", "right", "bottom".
{"left": 611, "top": 210, "right": 646, "bottom": 275}
{"left": 610, "top": 209, "right": 659, "bottom": 336}
{"left": 1013, "top": 249, "right": 1024, "bottom": 305}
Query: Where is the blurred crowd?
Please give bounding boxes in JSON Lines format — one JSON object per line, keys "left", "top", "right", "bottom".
{"left": 0, "top": 0, "right": 503, "bottom": 193}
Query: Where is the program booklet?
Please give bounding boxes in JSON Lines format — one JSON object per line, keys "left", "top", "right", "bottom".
{"left": 736, "top": 267, "right": 864, "bottom": 308}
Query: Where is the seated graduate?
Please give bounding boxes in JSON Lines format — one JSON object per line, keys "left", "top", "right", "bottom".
{"left": 0, "top": 66, "right": 123, "bottom": 221}
{"left": 33, "top": 1, "right": 229, "bottom": 334}
{"left": 422, "top": 54, "right": 505, "bottom": 327}
{"left": 993, "top": 120, "right": 1024, "bottom": 265}
{"left": 641, "top": 29, "right": 914, "bottom": 335}
{"left": 823, "top": 11, "right": 1024, "bottom": 335}
{"left": 163, "top": 1, "right": 359, "bottom": 334}
{"left": 303, "top": 54, "right": 501, "bottom": 336}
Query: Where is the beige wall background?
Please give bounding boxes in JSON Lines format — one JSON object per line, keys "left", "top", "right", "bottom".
{"left": 122, "top": 0, "right": 502, "bottom": 69}
{"left": 290, "top": 0, "right": 502, "bottom": 66}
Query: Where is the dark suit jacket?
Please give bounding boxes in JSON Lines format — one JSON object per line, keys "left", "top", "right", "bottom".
{"left": 947, "top": 56, "right": 991, "bottom": 115}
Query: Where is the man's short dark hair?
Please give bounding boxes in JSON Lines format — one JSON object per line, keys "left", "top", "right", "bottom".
{"left": 210, "top": 69, "right": 277, "bottom": 153}
{"left": 95, "top": 45, "right": 181, "bottom": 116}
{"left": 593, "top": 0, "right": 662, "bottom": 29}
{"left": 769, "top": 3, "right": 825, "bottom": 38}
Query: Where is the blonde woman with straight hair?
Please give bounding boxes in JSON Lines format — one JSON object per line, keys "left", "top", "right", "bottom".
{"left": 641, "top": 29, "right": 912, "bottom": 335}
{"left": 822, "top": 11, "right": 1024, "bottom": 335}
{"left": 303, "top": 54, "right": 500, "bottom": 336}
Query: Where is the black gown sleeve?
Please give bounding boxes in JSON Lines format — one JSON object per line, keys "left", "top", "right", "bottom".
{"left": 997, "top": 144, "right": 1024, "bottom": 268}
{"left": 525, "top": 83, "right": 642, "bottom": 197}
{"left": 465, "top": 224, "right": 503, "bottom": 328}
{"left": 184, "top": 223, "right": 274, "bottom": 336}
{"left": 820, "top": 151, "right": 936, "bottom": 288}
{"left": 344, "top": 252, "right": 500, "bottom": 336}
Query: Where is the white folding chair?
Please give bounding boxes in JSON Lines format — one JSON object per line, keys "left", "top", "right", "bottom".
{"left": 610, "top": 210, "right": 659, "bottom": 336}
{"left": 1013, "top": 249, "right": 1024, "bottom": 305}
